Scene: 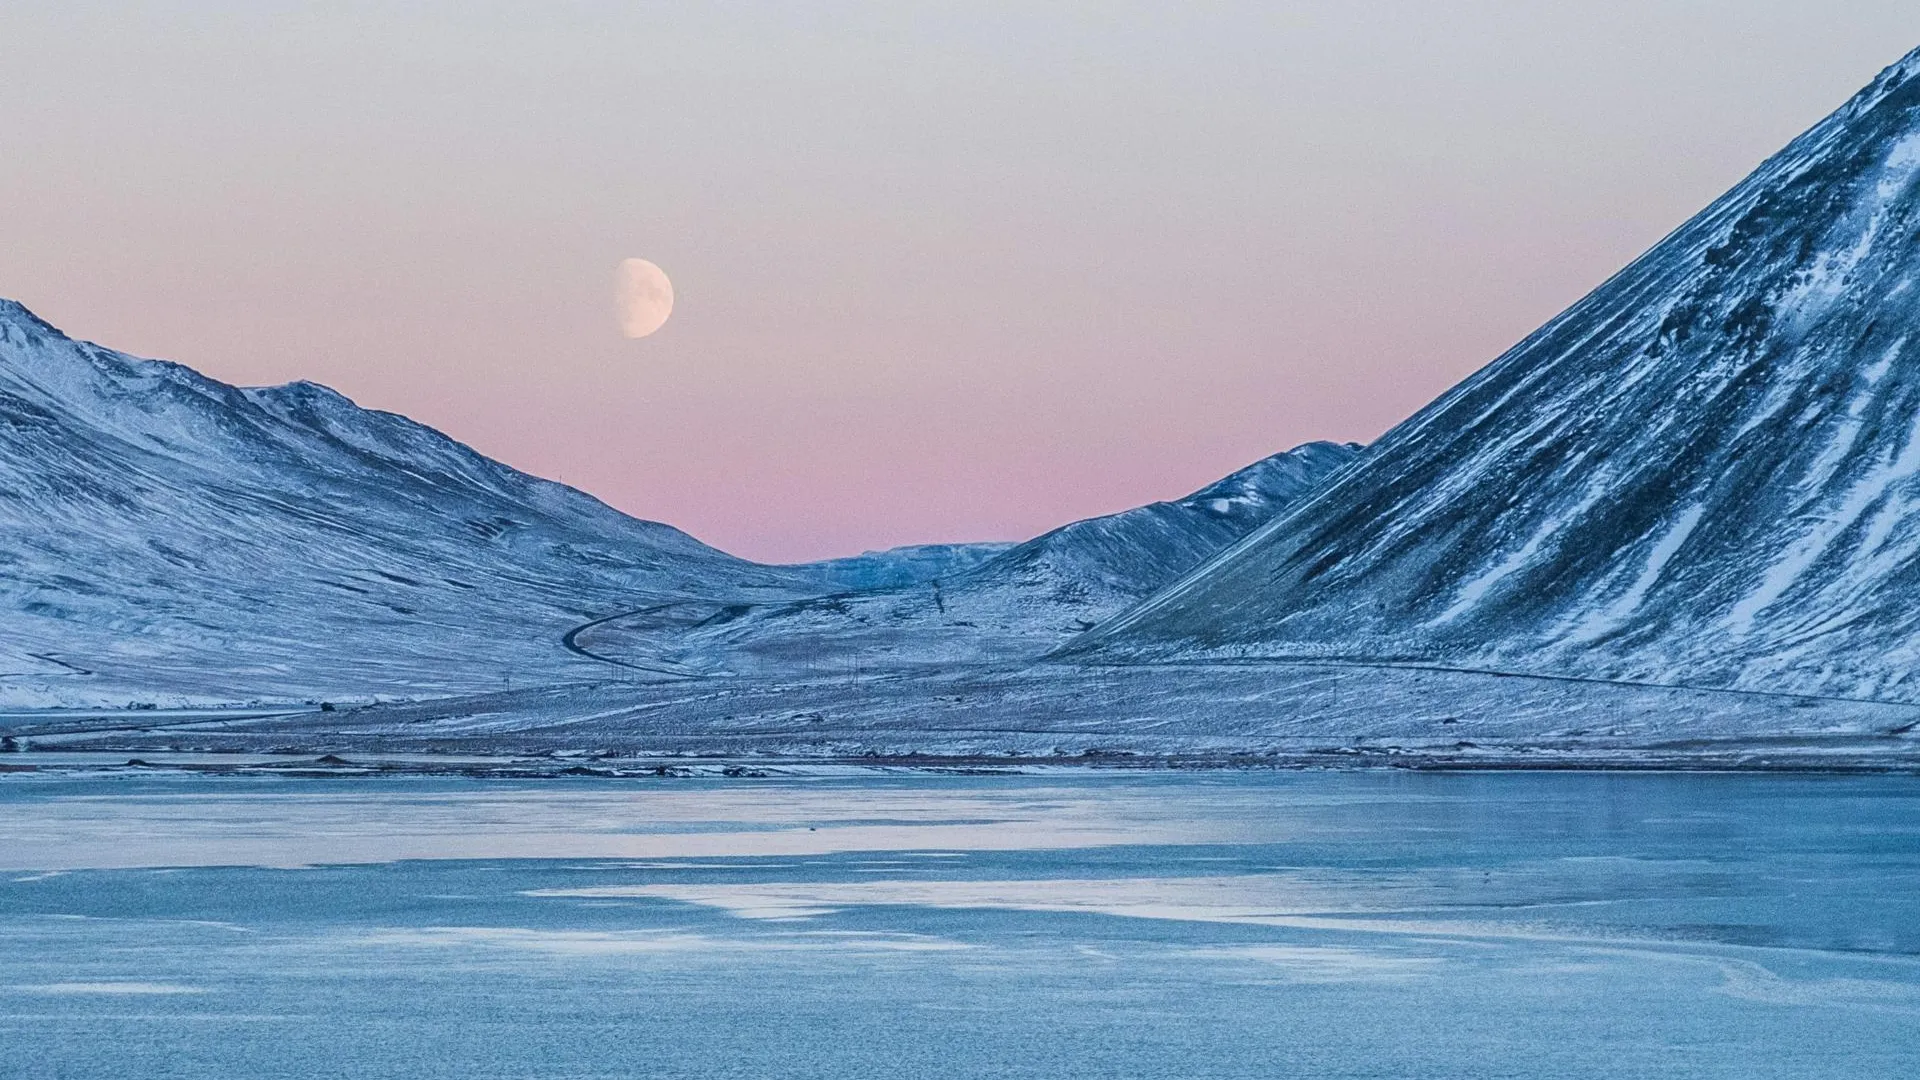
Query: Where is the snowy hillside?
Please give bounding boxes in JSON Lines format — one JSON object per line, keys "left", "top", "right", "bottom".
{"left": 0, "top": 295, "right": 1359, "bottom": 706}
{"left": 1075, "top": 46, "right": 1920, "bottom": 703}
{"left": 576, "top": 442, "right": 1359, "bottom": 674}
{"left": 976, "top": 442, "right": 1361, "bottom": 610}
{"left": 0, "top": 300, "right": 827, "bottom": 705}
{"left": 800, "top": 542, "right": 1016, "bottom": 591}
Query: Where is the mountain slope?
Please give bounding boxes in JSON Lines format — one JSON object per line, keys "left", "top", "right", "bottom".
{"left": 1073, "top": 46, "right": 1920, "bottom": 703}
{"left": 584, "top": 442, "right": 1360, "bottom": 674}
{"left": 973, "top": 442, "right": 1361, "bottom": 612}
{"left": 799, "top": 542, "right": 1017, "bottom": 592}
{"left": 0, "top": 300, "right": 825, "bottom": 705}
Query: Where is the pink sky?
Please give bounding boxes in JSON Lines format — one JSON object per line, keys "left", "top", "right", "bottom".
{"left": 6, "top": 4, "right": 1920, "bottom": 561}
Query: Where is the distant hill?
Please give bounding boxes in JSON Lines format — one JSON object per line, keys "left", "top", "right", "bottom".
{"left": 607, "top": 442, "right": 1360, "bottom": 674}
{"left": 799, "top": 542, "right": 1016, "bottom": 592}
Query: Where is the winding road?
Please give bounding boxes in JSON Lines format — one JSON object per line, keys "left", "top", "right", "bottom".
{"left": 560, "top": 602, "right": 711, "bottom": 679}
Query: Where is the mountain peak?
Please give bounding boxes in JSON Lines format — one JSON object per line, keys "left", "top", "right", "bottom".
{"left": 0, "top": 298, "right": 67, "bottom": 345}
{"left": 1182, "top": 442, "right": 1362, "bottom": 514}
{"left": 245, "top": 378, "right": 362, "bottom": 413}
{"left": 1874, "top": 43, "right": 1920, "bottom": 93}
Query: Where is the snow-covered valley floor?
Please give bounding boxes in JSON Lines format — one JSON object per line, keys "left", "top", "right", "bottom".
{"left": 9, "top": 658, "right": 1919, "bottom": 774}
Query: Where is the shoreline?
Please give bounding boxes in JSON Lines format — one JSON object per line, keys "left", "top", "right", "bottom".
{"left": 8, "top": 745, "right": 1919, "bottom": 778}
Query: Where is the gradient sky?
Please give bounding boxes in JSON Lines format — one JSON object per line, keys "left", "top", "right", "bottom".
{"left": 6, "top": 3, "right": 1920, "bottom": 561}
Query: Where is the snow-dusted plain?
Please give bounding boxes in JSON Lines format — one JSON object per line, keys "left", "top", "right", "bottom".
{"left": 17, "top": 658, "right": 1920, "bottom": 774}
{"left": 15, "top": 50, "right": 1920, "bottom": 771}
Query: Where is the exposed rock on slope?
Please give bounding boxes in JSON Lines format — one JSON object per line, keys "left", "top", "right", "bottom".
{"left": 1074, "top": 47, "right": 1920, "bottom": 703}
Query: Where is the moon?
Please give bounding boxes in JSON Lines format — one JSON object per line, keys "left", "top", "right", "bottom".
{"left": 615, "top": 258, "right": 674, "bottom": 338}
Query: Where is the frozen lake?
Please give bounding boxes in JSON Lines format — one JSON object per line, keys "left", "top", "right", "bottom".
{"left": 3, "top": 771, "right": 1918, "bottom": 1078}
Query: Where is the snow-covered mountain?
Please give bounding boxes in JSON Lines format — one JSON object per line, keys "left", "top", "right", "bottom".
{"left": 779, "top": 444, "right": 1364, "bottom": 606}
{"left": 1075, "top": 46, "right": 1920, "bottom": 703}
{"left": 0, "top": 295, "right": 1358, "bottom": 704}
{"left": 800, "top": 542, "right": 1016, "bottom": 592}
{"left": 588, "top": 442, "right": 1360, "bottom": 674}
{"left": 0, "top": 300, "right": 827, "bottom": 705}
{"left": 975, "top": 442, "right": 1360, "bottom": 612}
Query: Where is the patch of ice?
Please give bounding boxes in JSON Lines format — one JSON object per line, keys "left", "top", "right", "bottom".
{"left": 11, "top": 981, "right": 205, "bottom": 995}
{"left": 356, "top": 926, "right": 965, "bottom": 954}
